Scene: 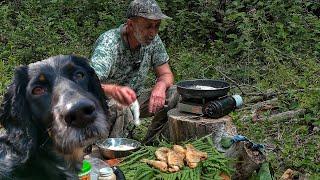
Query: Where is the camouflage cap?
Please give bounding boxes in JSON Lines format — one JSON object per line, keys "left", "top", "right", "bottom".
{"left": 126, "top": 0, "right": 171, "bottom": 20}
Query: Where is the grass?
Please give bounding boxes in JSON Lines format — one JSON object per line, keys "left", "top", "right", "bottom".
{"left": 0, "top": 0, "right": 319, "bottom": 179}
{"left": 233, "top": 114, "right": 319, "bottom": 178}
{"left": 130, "top": 95, "right": 320, "bottom": 179}
{"left": 133, "top": 116, "right": 320, "bottom": 179}
{"left": 1, "top": 50, "right": 319, "bottom": 179}
{"left": 231, "top": 93, "right": 320, "bottom": 179}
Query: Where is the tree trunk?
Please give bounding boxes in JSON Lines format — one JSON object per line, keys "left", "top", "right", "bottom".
{"left": 167, "top": 108, "right": 237, "bottom": 144}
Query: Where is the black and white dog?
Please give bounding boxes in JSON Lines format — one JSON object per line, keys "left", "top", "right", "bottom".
{"left": 0, "top": 55, "right": 111, "bottom": 179}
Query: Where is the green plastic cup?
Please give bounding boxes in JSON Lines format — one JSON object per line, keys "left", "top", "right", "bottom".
{"left": 78, "top": 160, "right": 91, "bottom": 180}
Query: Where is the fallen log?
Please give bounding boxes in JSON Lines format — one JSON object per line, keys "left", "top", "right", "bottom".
{"left": 239, "top": 98, "right": 278, "bottom": 111}
{"left": 244, "top": 88, "right": 320, "bottom": 98}
{"left": 250, "top": 98, "right": 278, "bottom": 110}
{"left": 244, "top": 88, "right": 320, "bottom": 104}
{"left": 246, "top": 95, "right": 273, "bottom": 104}
{"left": 251, "top": 100, "right": 279, "bottom": 122}
{"left": 261, "top": 109, "right": 306, "bottom": 122}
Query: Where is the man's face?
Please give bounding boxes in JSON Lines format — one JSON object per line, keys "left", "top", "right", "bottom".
{"left": 130, "top": 17, "right": 161, "bottom": 45}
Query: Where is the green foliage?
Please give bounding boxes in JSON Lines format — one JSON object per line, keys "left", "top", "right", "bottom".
{"left": 0, "top": 0, "right": 129, "bottom": 96}
{"left": 0, "top": 0, "right": 319, "bottom": 178}
{"left": 119, "top": 136, "right": 233, "bottom": 180}
{"left": 157, "top": 0, "right": 220, "bottom": 47}
{"left": 162, "top": 0, "right": 320, "bottom": 116}
{"left": 0, "top": 0, "right": 128, "bottom": 62}
{"left": 232, "top": 96, "right": 320, "bottom": 178}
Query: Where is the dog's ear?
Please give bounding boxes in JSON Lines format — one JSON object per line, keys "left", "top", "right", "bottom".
{"left": 0, "top": 85, "right": 14, "bottom": 126}
{"left": 0, "top": 65, "right": 37, "bottom": 175}
{"left": 1, "top": 66, "right": 30, "bottom": 126}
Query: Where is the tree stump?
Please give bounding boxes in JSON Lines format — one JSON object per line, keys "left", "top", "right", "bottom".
{"left": 167, "top": 108, "right": 237, "bottom": 144}
{"left": 225, "top": 141, "right": 266, "bottom": 180}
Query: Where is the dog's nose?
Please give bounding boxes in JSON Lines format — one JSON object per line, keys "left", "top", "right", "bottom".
{"left": 65, "top": 99, "right": 97, "bottom": 128}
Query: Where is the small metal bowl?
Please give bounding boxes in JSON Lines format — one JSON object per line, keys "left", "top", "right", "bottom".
{"left": 96, "top": 138, "right": 141, "bottom": 159}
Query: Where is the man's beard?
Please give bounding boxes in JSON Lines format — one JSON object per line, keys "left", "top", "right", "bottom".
{"left": 133, "top": 29, "right": 154, "bottom": 45}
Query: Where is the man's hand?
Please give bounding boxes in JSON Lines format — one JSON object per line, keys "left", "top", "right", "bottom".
{"left": 101, "top": 84, "right": 136, "bottom": 106}
{"left": 148, "top": 81, "right": 167, "bottom": 113}
{"left": 148, "top": 63, "right": 174, "bottom": 113}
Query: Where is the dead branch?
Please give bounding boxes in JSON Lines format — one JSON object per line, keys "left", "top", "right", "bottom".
{"left": 261, "top": 109, "right": 306, "bottom": 122}
{"left": 251, "top": 98, "right": 278, "bottom": 109}
{"left": 239, "top": 98, "right": 278, "bottom": 111}
{"left": 252, "top": 103, "right": 278, "bottom": 122}
{"left": 244, "top": 88, "right": 320, "bottom": 97}
{"left": 246, "top": 96, "right": 268, "bottom": 104}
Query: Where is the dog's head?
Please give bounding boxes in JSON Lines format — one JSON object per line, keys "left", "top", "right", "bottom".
{"left": 0, "top": 55, "right": 110, "bottom": 162}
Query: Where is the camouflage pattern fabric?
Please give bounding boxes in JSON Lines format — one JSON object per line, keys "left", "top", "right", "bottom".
{"left": 90, "top": 24, "right": 169, "bottom": 96}
{"left": 108, "top": 86, "right": 180, "bottom": 142}
{"left": 126, "top": 0, "right": 171, "bottom": 20}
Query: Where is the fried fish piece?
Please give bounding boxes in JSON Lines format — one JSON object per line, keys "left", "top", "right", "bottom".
{"left": 185, "top": 144, "right": 208, "bottom": 168}
{"left": 167, "top": 150, "right": 184, "bottom": 168}
{"left": 185, "top": 144, "right": 208, "bottom": 160}
{"left": 155, "top": 147, "right": 171, "bottom": 162}
{"left": 172, "top": 145, "right": 186, "bottom": 159}
{"left": 141, "top": 159, "right": 168, "bottom": 172}
{"left": 168, "top": 165, "right": 180, "bottom": 173}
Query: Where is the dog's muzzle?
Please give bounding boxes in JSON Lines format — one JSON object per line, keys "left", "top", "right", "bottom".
{"left": 64, "top": 98, "right": 97, "bottom": 128}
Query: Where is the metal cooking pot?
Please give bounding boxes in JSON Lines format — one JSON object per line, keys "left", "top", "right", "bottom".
{"left": 96, "top": 138, "right": 141, "bottom": 159}
{"left": 176, "top": 79, "right": 230, "bottom": 100}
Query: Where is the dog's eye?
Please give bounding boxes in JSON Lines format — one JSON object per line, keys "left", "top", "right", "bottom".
{"left": 32, "top": 86, "right": 46, "bottom": 95}
{"left": 74, "top": 72, "right": 85, "bottom": 80}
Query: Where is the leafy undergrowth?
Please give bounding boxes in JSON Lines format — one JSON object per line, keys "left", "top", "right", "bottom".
{"left": 231, "top": 93, "right": 320, "bottom": 179}
{"left": 0, "top": 0, "right": 319, "bottom": 178}
{"left": 119, "top": 136, "right": 233, "bottom": 180}
{"left": 132, "top": 87, "right": 320, "bottom": 179}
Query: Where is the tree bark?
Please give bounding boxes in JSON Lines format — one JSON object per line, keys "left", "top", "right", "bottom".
{"left": 225, "top": 141, "right": 266, "bottom": 180}
{"left": 262, "top": 109, "right": 306, "bottom": 122}
{"left": 167, "top": 108, "right": 237, "bottom": 144}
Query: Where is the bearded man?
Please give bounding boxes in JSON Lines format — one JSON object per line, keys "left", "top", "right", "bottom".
{"left": 90, "top": 0, "right": 178, "bottom": 144}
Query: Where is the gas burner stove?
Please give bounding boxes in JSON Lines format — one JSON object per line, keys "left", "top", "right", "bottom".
{"left": 177, "top": 95, "right": 243, "bottom": 118}
{"left": 175, "top": 79, "right": 243, "bottom": 118}
{"left": 177, "top": 97, "right": 220, "bottom": 115}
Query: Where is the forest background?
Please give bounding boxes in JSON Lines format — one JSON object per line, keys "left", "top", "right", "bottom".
{"left": 0, "top": 0, "right": 319, "bottom": 178}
